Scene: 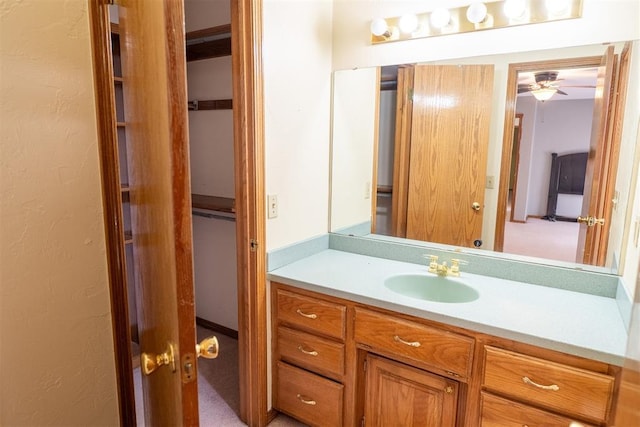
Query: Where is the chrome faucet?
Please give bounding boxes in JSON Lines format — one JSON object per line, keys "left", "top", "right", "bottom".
{"left": 426, "top": 255, "right": 467, "bottom": 277}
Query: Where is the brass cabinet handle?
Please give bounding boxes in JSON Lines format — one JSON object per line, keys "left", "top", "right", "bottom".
{"left": 296, "top": 309, "right": 318, "bottom": 319}
{"left": 296, "top": 394, "right": 317, "bottom": 405}
{"left": 393, "top": 335, "right": 421, "bottom": 348}
{"left": 522, "top": 376, "right": 559, "bottom": 391}
{"left": 297, "top": 345, "right": 318, "bottom": 356}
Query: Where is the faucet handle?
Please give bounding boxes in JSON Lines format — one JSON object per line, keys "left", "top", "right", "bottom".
{"left": 449, "top": 259, "right": 467, "bottom": 276}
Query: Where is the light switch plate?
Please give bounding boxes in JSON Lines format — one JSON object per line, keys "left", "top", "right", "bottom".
{"left": 267, "top": 194, "right": 278, "bottom": 219}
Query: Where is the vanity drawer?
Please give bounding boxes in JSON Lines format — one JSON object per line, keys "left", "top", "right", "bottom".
{"left": 480, "top": 392, "right": 596, "bottom": 427}
{"left": 275, "top": 361, "right": 343, "bottom": 427}
{"left": 482, "top": 346, "right": 614, "bottom": 422}
{"left": 277, "top": 326, "right": 345, "bottom": 379}
{"left": 354, "top": 307, "right": 474, "bottom": 378}
{"left": 275, "top": 288, "right": 346, "bottom": 340}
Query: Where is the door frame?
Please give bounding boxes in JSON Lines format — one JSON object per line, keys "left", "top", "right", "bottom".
{"left": 89, "top": 0, "right": 267, "bottom": 424}
{"left": 494, "top": 55, "right": 613, "bottom": 254}
{"left": 509, "top": 114, "right": 524, "bottom": 223}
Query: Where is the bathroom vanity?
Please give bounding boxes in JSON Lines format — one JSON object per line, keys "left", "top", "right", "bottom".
{"left": 268, "top": 249, "right": 627, "bottom": 427}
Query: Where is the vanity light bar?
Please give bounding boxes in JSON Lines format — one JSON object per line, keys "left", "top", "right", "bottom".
{"left": 370, "top": 0, "right": 583, "bottom": 44}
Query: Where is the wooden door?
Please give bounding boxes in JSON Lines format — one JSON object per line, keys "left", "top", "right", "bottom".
{"left": 364, "top": 354, "right": 458, "bottom": 426}
{"left": 405, "top": 65, "right": 494, "bottom": 247}
{"left": 119, "top": 0, "right": 199, "bottom": 424}
{"left": 576, "top": 46, "right": 615, "bottom": 264}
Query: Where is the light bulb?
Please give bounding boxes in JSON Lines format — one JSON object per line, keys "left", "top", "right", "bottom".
{"left": 504, "top": 0, "right": 526, "bottom": 19}
{"left": 430, "top": 7, "right": 451, "bottom": 29}
{"left": 398, "top": 14, "right": 419, "bottom": 34}
{"left": 466, "top": 2, "right": 487, "bottom": 24}
{"left": 545, "top": 0, "right": 571, "bottom": 15}
{"left": 370, "top": 18, "right": 389, "bottom": 37}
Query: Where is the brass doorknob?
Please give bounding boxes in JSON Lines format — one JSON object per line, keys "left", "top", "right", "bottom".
{"left": 196, "top": 336, "right": 219, "bottom": 359}
{"left": 141, "top": 343, "right": 176, "bottom": 376}
{"left": 577, "top": 216, "right": 605, "bottom": 227}
{"left": 471, "top": 202, "right": 481, "bottom": 211}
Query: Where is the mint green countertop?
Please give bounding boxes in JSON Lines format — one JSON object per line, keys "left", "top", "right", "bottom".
{"left": 268, "top": 249, "right": 627, "bottom": 366}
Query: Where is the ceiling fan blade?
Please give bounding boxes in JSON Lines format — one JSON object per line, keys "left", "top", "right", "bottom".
{"left": 560, "top": 85, "right": 597, "bottom": 88}
{"left": 556, "top": 89, "right": 568, "bottom": 95}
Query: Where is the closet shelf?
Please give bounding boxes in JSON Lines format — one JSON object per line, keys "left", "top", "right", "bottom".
{"left": 186, "top": 24, "right": 231, "bottom": 62}
{"left": 192, "top": 194, "right": 235, "bottom": 214}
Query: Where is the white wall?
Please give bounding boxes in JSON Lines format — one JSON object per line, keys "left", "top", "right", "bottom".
{"left": 330, "top": 68, "right": 378, "bottom": 231}
{"left": 523, "top": 99, "right": 594, "bottom": 217}
{"left": 0, "top": 0, "right": 119, "bottom": 424}
{"left": 264, "top": 0, "right": 334, "bottom": 251}
{"left": 185, "top": 0, "right": 238, "bottom": 331}
{"left": 513, "top": 97, "right": 538, "bottom": 221}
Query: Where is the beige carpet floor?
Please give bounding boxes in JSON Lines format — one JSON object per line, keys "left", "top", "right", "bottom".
{"left": 133, "top": 326, "right": 306, "bottom": 426}
{"left": 503, "top": 217, "right": 580, "bottom": 263}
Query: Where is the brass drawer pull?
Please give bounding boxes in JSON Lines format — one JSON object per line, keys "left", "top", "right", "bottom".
{"left": 296, "top": 309, "right": 318, "bottom": 319}
{"left": 522, "top": 376, "right": 560, "bottom": 391}
{"left": 297, "top": 345, "right": 318, "bottom": 356}
{"left": 296, "top": 394, "right": 317, "bottom": 405}
{"left": 393, "top": 335, "right": 421, "bottom": 347}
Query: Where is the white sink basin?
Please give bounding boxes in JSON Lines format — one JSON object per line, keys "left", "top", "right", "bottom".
{"left": 384, "top": 273, "right": 479, "bottom": 303}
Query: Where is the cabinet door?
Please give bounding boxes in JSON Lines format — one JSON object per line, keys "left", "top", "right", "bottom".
{"left": 364, "top": 354, "right": 458, "bottom": 427}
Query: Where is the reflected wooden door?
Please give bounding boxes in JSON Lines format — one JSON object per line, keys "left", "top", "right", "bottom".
{"left": 405, "top": 65, "right": 494, "bottom": 247}
{"left": 119, "top": 0, "right": 199, "bottom": 424}
{"left": 576, "top": 46, "right": 614, "bottom": 264}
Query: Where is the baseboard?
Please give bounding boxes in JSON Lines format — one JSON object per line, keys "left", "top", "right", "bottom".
{"left": 267, "top": 409, "right": 278, "bottom": 424}
{"left": 510, "top": 219, "right": 526, "bottom": 223}
{"left": 196, "top": 316, "right": 238, "bottom": 339}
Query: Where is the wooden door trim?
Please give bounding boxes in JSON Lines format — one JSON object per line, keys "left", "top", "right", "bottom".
{"left": 88, "top": 1, "right": 136, "bottom": 425}
{"left": 231, "top": 0, "right": 268, "bottom": 425}
{"left": 370, "top": 67, "right": 381, "bottom": 233}
{"left": 509, "top": 114, "right": 524, "bottom": 223}
{"left": 596, "top": 42, "right": 631, "bottom": 266}
{"left": 390, "top": 65, "right": 414, "bottom": 237}
{"left": 494, "top": 55, "right": 605, "bottom": 253}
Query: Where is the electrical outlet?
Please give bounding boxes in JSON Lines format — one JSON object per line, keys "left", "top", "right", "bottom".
{"left": 267, "top": 194, "right": 278, "bottom": 219}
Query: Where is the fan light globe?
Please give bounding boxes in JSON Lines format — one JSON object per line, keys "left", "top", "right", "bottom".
{"left": 430, "top": 7, "right": 451, "bottom": 29}
{"left": 504, "top": 0, "right": 526, "bottom": 19}
{"left": 370, "top": 18, "right": 389, "bottom": 36}
{"left": 466, "top": 2, "right": 487, "bottom": 24}
{"left": 399, "top": 14, "right": 419, "bottom": 34}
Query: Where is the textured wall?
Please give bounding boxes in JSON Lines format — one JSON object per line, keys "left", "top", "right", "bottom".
{"left": 0, "top": 0, "right": 119, "bottom": 424}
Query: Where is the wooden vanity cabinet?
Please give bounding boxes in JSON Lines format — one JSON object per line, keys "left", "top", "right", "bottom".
{"left": 271, "top": 282, "right": 620, "bottom": 427}
{"left": 272, "top": 286, "right": 347, "bottom": 426}
{"left": 364, "top": 354, "right": 459, "bottom": 426}
{"left": 480, "top": 345, "right": 616, "bottom": 426}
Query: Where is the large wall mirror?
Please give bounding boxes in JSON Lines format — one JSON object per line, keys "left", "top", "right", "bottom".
{"left": 330, "top": 41, "right": 639, "bottom": 275}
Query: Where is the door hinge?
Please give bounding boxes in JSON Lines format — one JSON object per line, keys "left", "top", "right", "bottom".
{"left": 250, "top": 239, "right": 259, "bottom": 252}
{"left": 361, "top": 415, "right": 365, "bottom": 427}
{"left": 363, "top": 359, "right": 367, "bottom": 372}
{"left": 408, "top": 88, "right": 414, "bottom": 102}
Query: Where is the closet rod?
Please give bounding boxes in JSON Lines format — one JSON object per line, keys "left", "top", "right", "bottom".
{"left": 192, "top": 210, "right": 236, "bottom": 222}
